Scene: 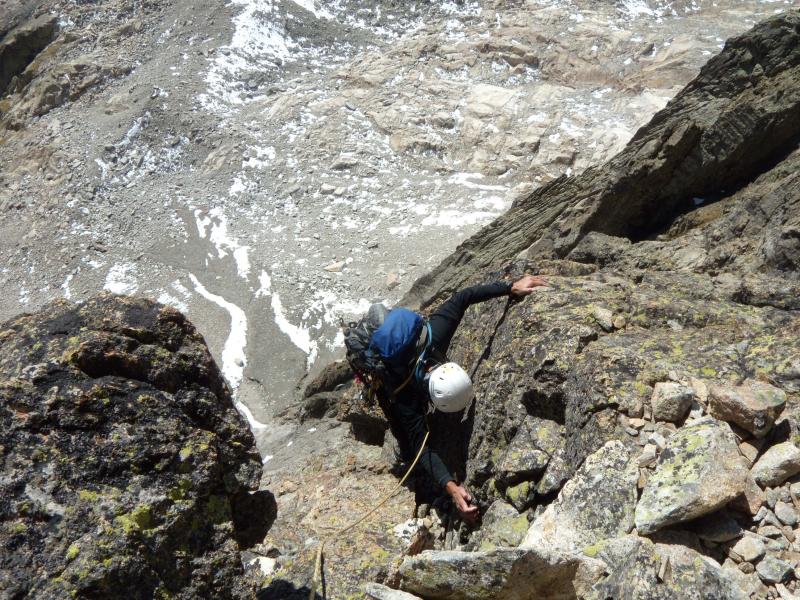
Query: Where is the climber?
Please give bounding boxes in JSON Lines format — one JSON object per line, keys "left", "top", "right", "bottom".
{"left": 385, "top": 274, "right": 548, "bottom": 525}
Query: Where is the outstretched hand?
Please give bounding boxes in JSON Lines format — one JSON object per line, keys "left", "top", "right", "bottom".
{"left": 446, "top": 481, "right": 480, "bottom": 525}
{"left": 510, "top": 274, "right": 549, "bottom": 298}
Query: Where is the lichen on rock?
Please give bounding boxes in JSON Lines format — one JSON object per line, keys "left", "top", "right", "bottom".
{"left": 0, "top": 294, "right": 273, "bottom": 599}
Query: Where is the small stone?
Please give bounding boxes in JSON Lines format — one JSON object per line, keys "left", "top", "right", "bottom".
{"left": 638, "top": 445, "right": 658, "bottom": 468}
{"left": 386, "top": 272, "right": 400, "bottom": 290}
{"left": 592, "top": 306, "right": 614, "bottom": 331}
{"left": 731, "top": 535, "right": 766, "bottom": 563}
{"left": 625, "top": 427, "right": 639, "bottom": 437}
{"left": 708, "top": 380, "right": 786, "bottom": 438}
{"left": 323, "top": 261, "right": 345, "bottom": 272}
{"left": 366, "top": 241, "right": 379, "bottom": 249}
{"left": 754, "top": 506, "right": 769, "bottom": 522}
{"left": 648, "top": 432, "right": 667, "bottom": 451}
{"left": 651, "top": 382, "right": 694, "bottom": 423}
{"left": 739, "top": 441, "right": 761, "bottom": 465}
{"left": 612, "top": 315, "right": 626, "bottom": 329}
{"left": 629, "top": 418, "right": 646, "bottom": 429}
{"left": 739, "top": 561, "right": 756, "bottom": 574}
{"left": 756, "top": 555, "right": 792, "bottom": 584}
{"left": 777, "top": 584, "right": 798, "bottom": 600}
{"left": 280, "top": 480, "right": 298, "bottom": 494}
{"left": 759, "top": 525, "right": 783, "bottom": 538}
{"left": 768, "top": 487, "right": 782, "bottom": 509}
{"left": 763, "top": 508, "right": 784, "bottom": 528}
{"left": 690, "top": 377, "right": 710, "bottom": 405}
{"left": 775, "top": 501, "right": 799, "bottom": 526}
{"left": 430, "top": 111, "right": 456, "bottom": 129}
{"left": 334, "top": 186, "right": 346, "bottom": 196}
{"left": 320, "top": 184, "right": 336, "bottom": 194}
{"left": 783, "top": 526, "right": 796, "bottom": 542}
{"left": 330, "top": 155, "right": 359, "bottom": 170}
{"left": 752, "top": 442, "right": 800, "bottom": 487}
{"left": 767, "top": 537, "right": 790, "bottom": 552}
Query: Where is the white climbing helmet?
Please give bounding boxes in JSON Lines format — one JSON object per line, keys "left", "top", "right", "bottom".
{"left": 428, "top": 362, "right": 474, "bottom": 413}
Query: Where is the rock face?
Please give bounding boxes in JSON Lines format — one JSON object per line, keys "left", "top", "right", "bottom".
{"left": 0, "top": 295, "right": 272, "bottom": 599}
{"left": 0, "top": 13, "right": 57, "bottom": 96}
{"left": 635, "top": 418, "right": 747, "bottom": 535}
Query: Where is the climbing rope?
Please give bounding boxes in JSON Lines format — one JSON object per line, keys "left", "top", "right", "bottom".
{"left": 307, "top": 429, "right": 430, "bottom": 600}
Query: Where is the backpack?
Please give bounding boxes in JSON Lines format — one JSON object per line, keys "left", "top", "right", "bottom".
{"left": 343, "top": 305, "right": 432, "bottom": 402}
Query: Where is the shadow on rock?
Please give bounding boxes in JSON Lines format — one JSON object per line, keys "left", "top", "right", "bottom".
{"left": 232, "top": 489, "right": 278, "bottom": 547}
{"left": 257, "top": 579, "right": 321, "bottom": 600}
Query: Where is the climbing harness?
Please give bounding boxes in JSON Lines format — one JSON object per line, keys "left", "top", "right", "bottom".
{"left": 307, "top": 429, "right": 430, "bottom": 600}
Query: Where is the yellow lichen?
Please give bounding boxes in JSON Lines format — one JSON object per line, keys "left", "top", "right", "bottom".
{"left": 66, "top": 543, "right": 80, "bottom": 561}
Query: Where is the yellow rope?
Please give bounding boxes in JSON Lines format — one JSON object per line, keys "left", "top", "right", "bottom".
{"left": 307, "top": 429, "right": 430, "bottom": 600}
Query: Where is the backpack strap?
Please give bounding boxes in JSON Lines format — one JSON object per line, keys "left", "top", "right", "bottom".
{"left": 414, "top": 321, "right": 433, "bottom": 384}
{"left": 389, "top": 321, "right": 433, "bottom": 399}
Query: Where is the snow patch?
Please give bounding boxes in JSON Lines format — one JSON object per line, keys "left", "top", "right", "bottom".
{"left": 271, "top": 292, "right": 318, "bottom": 368}
{"left": 188, "top": 274, "right": 248, "bottom": 391}
{"left": 104, "top": 263, "right": 139, "bottom": 295}
{"left": 157, "top": 292, "right": 189, "bottom": 313}
{"left": 61, "top": 273, "right": 74, "bottom": 300}
{"left": 291, "top": 0, "right": 333, "bottom": 20}
{"left": 234, "top": 399, "right": 268, "bottom": 431}
{"left": 448, "top": 172, "right": 507, "bottom": 192}
{"left": 256, "top": 270, "right": 273, "bottom": 297}
{"left": 195, "top": 208, "right": 251, "bottom": 279}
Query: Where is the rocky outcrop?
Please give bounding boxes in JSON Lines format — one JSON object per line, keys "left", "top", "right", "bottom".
{"left": 0, "top": 294, "right": 272, "bottom": 599}
{"left": 0, "top": 13, "right": 57, "bottom": 97}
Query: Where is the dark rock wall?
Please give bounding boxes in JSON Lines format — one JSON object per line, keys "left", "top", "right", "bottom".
{"left": 0, "top": 294, "right": 273, "bottom": 599}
